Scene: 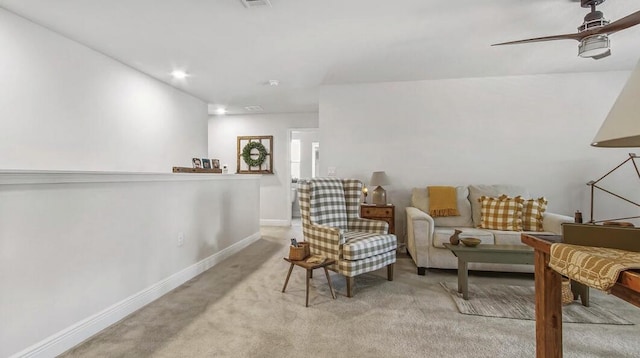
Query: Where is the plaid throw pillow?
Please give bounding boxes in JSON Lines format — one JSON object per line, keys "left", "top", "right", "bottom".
{"left": 519, "top": 196, "right": 548, "bottom": 232}
{"left": 479, "top": 195, "right": 523, "bottom": 231}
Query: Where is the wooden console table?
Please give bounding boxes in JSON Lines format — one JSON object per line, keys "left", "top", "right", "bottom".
{"left": 521, "top": 234, "right": 640, "bottom": 358}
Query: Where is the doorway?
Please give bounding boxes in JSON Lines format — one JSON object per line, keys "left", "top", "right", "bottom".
{"left": 290, "top": 129, "right": 320, "bottom": 222}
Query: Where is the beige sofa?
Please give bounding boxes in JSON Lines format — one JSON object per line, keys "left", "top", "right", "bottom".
{"left": 405, "top": 185, "right": 573, "bottom": 275}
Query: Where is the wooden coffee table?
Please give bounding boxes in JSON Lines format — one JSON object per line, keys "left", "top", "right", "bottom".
{"left": 444, "top": 243, "right": 534, "bottom": 300}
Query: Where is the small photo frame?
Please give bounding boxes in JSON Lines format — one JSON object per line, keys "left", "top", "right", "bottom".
{"left": 202, "top": 158, "right": 211, "bottom": 169}
{"left": 192, "top": 158, "right": 202, "bottom": 168}
{"left": 212, "top": 159, "right": 220, "bottom": 169}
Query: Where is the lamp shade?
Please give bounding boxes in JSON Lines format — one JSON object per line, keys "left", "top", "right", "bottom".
{"left": 592, "top": 59, "right": 640, "bottom": 147}
{"left": 369, "top": 171, "right": 390, "bottom": 186}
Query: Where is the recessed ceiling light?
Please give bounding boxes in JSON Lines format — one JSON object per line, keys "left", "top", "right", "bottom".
{"left": 268, "top": 80, "right": 279, "bottom": 86}
{"left": 171, "top": 70, "right": 189, "bottom": 79}
{"left": 215, "top": 108, "right": 227, "bottom": 115}
{"left": 241, "top": 0, "right": 272, "bottom": 8}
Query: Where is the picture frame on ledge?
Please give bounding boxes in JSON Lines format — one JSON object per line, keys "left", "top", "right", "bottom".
{"left": 202, "top": 159, "right": 211, "bottom": 169}
{"left": 212, "top": 159, "right": 220, "bottom": 169}
{"left": 192, "top": 158, "right": 202, "bottom": 168}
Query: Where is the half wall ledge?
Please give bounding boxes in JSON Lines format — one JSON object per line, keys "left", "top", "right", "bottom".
{"left": 0, "top": 170, "right": 260, "bottom": 185}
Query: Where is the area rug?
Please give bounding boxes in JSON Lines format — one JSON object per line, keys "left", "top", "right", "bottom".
{"left": 440, "top": 282, "right": 633, "bottom": 325}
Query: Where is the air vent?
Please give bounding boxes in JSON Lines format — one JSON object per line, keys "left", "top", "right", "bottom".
{"left": 244, "top": 105, "right": 264, "bottom": 112}
{"left": 240, "top": 0, "right": 271, "bottom": 8}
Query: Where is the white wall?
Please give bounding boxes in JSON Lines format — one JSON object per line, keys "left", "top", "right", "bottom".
{"left": 0, "top": 173, "right": 260, "bottom": 357}
{"left": 0, "top": 9, "right": 259, "bottom": 357}
{"left": 208, "top": 113, "right": 319, "bottom": 225}
{"left": 320, "top": 71, "right": 638, "bottom": 242}
{"left": 0, "top": 9, "right": 207, "bottom": 172}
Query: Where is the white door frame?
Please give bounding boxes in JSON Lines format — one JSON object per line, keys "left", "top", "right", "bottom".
{"left": 288, "top": 128, "right": 319, "bottom": 223}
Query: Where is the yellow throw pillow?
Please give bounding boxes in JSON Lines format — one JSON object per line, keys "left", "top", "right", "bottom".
{"left": 519, "top": 196, "right": 548, "bottom": 232}
{"left": 479, "top": 195, "right": 523, "bottom": 231}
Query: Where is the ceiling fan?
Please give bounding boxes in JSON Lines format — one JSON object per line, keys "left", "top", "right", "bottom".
{"left": 492, "top": 0, "right": 640, "bottom": 60}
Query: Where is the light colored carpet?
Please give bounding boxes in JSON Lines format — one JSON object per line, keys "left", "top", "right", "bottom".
{"left": 440, "top": 282, "right": 633, "bottom": 325}
{"left": 59, "top": 225, "right": 640, "bottom": 358}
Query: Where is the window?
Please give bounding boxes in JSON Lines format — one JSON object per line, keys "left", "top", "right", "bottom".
{"left": 291, "top": 139, "right": 301, "bottom": 180}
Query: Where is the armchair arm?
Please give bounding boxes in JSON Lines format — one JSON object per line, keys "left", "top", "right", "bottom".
{"left": 542, "top": 212, "right": 574, "bottom": 234}
{"left": 348, "top": 217, "right": 389, "bottom": 234}
{"left": 406, "top": 207, "right": 435, "bottom": 269}
{"left": 303, "top": 222, "right": 343, "bottom": 260}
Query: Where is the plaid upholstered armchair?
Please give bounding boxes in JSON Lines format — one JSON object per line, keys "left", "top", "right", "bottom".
{"left": 298, "top": 178, "right": 397, "bottom": 297}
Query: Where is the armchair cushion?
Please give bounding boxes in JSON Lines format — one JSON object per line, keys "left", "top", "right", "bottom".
{"left": 310, "top": 178, "right": 348, "bottom": 230}
{"left": 343, "top": 231, "right": 397, "bottom": 260}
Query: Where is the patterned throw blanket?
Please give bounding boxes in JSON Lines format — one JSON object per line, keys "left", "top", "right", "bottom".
{"left": 427, "top": 186, "right": 459, "bottom": 217}
{"left": 549, "top": 243, "right": 640, "bottom": 292}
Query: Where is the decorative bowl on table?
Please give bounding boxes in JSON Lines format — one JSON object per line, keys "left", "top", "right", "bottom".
{"left": 460, "top": 238, "right": 481, "bottom": 247}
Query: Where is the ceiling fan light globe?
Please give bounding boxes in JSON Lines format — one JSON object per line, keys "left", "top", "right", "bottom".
{"left": 578, "top": 35, "right": 610, "bottom": 58}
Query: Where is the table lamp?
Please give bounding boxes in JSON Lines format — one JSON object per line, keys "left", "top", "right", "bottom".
{"left": 588, "top": 58, "right": 640, "bottom": 224}
{"left": 369, "top": 171, "right": 390, "bottom": 206}
{"left": 591, "top": 58, "right": 640, "bottom": 148}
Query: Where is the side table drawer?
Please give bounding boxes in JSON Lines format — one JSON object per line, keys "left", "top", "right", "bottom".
{"left": 360, "top": 204, "right": 395, "bottom": 234}
{"left": 362, "top": 207, "right": 392, "bottom": 218}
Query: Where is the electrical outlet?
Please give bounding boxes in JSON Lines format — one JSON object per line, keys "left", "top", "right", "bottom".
{"left": 328, "top": 166, "right": 337, "bottom": 177}
{"left": 177, "top": 232, "right": 185, "bottom": 247}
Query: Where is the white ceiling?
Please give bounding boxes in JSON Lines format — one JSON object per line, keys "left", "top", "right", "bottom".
{"left": 1, "top": 0, "right": 639, "bottom": 115}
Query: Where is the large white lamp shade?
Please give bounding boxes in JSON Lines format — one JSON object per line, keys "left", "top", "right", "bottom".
{"left": 592, "top": 59, "right": 640, "bottom": 147}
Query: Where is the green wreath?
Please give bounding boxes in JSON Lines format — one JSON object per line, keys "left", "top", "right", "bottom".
{"left": 242, "top": 141, "right": 268, "bottom": 167}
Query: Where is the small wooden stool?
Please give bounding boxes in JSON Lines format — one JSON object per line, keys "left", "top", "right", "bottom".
{"left": 282, "top": 257, "right": 336, "bottom": 307}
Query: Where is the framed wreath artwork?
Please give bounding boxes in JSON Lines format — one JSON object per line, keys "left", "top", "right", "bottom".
{"left": 237, "top": 135, "right": 273, "bottom": 174}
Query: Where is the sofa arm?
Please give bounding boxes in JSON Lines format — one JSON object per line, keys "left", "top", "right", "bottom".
{"left": 349, "top": 217, "right": 389, "bottom": 234}
{"left": 543, "top": 212, "right": 574, "bottom": 234}
{"left": 406, "top": 207, "right": 435, "bottom": 270}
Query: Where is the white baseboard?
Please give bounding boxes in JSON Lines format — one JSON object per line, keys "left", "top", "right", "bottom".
{"left": 260, "top": 219, "right": 290, "bottom": 226}
{"left": 10, "top": 231, "right": 261, "bottom": 358}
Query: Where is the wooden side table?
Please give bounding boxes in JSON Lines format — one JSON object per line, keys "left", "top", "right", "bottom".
{"left": 360, "top": 204, "right": 395, "bottom": 234}
{"left": 282, "top": 257, "right": 337, "bottom": 307}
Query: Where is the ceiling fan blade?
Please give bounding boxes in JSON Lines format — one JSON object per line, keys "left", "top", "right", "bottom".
{"left": 594, "top": 10, "right": 640, "bottom": 35}
{"left": 592, "top": 49, "right": 611, "bottom": 60}
{"left": 492, "top": 32, "right": 583, "bottom": 46}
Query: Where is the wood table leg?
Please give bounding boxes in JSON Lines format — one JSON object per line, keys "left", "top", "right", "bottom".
{"left": 306, "top": 269, "right": 311, "bottom": 307}
{"left": 324, "top": 267, "right": 336, "bottom": 299}
{"left": 534, "top": 249, "right": 562, "bottom": 358}
{"left": 282, "top": 263, "right": 294, "bottom": 293}
{"left": 459, "top": 259, "right": 469, "bottom": 300}
{"left": 571, "top": 281, "right": 590, "bottom": 307}
{"left": 387, "top": 263, "right": 394, "bottom": 281}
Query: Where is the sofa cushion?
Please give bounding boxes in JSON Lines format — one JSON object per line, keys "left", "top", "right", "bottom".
{"left": 411, "top": 186, "right": 473, "bottom": 227}
{"left": 310, "top": 178, "right": 348, "bottom": 230}
{"left": 469, "top": 184, "right": 530, "bottom": 227}
{"left": 433, "top": 228, "right": 494, "bottom": 248}
{"left": 520, "top": 196, "right": 548, "bottom": 232}
{"left": 479, "top": 195, "right": 524, "bottom": 231}
{"left": 342, "top": 231, "right": 397, "bottom": 260}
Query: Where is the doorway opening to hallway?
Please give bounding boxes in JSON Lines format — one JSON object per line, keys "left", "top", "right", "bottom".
{"left": 289, "top": 129, "right": 319, "bottom": 223}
